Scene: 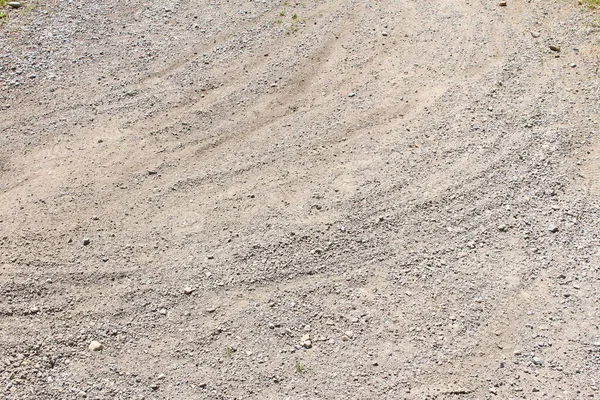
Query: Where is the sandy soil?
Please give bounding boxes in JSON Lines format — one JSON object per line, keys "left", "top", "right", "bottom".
{"left": 1, "top": 0, "right": 600, "bottom": 399}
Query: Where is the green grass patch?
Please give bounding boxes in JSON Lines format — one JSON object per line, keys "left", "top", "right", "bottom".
{"left": 584, "top": 0, "right": 600, "bottom": 9}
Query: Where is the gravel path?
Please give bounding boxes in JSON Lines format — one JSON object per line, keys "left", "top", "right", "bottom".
{"left": 1, "top": 0, "right": 600, "bottom": 399}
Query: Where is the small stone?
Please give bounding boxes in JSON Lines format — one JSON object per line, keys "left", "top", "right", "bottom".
{"left": 530, "top": 31, "right": 541, "bottom": 38}
{"left": 157, "top": 374, "right": 166, "bottom": 380}
{"left": 158, "top": 308, "right": 167, "bottom": 315}
{"left": 498, "top": 224, "right": 507, "bottom": 232}
{"left": 268, "top": 323, "right": 275, "bottom": 329}
{"left": 549, "top": 225, "right": 559, "bottom": 233}
{"left": 344, "top": 331, "right": 354, "bottom": 339}
{"left": 8, "top": 2, "right": 22, "bottom": 9}
{"left": 489, "top": 387, "right": 498, "bottom": 395}
{"left": 300, "top": 334, "right": 311, "bottom": 342}
{"left": 92, "top": 215, "right": 99, "bottom": 221}
{"left": 549, "top": 45, "right": 561, "bottom": 52}
{"left": 150, "top": 383, "right": 160, "bottom": 390}
{"left": 532, "top": 356, "right": 543, "bottom": 365}
{"left": 89, "top": 341, "right": 103, "bottom": 351}
{"left": 302, "top": 340, "right": 312, "bottom": 349}
{"left": 498, "top": 1, "right": 507, "bottom": 6}
{"left": 148, "top": 170, "right": 158, "bottom": 175}
{"left": 348, "top": 93, "right": 356, "bottom": 97}
{"left": 207, "top": 307, "right": 216, "bottom": 313}
{"left": 372, "top": 361, "right": 379, "bottom": 366}
{"left": 533, "top": 388, "right": 540, "bottom": 392}
{"left": 83, "top": 238, "right": 91, "bottom": 246}
{"left": 570, "top": 63, "right": 577, "bottom": 68}
{"left": 183, "top": 287, "right": 194, "bottom": 295}
{"left": 382, "top": 31, "right": 389, "bottom": 36}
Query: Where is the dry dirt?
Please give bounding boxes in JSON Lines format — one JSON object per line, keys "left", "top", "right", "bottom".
{"left": 1, "top": 0, "right": 600, "bottom": 399}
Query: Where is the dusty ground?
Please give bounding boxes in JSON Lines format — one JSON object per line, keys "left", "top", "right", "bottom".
{"left": 1, "top": 0, "right": 600, "bottom": 399}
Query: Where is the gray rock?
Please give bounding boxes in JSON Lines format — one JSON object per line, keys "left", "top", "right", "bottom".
{"left": 8, "top": 2, "right": 22, "bottom": 9}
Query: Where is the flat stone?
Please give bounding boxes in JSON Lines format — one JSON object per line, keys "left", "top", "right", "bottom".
{"left": 8, "top": 2, "right": 22, "bottom": 9}
{"left": 89, "top": 341, "right": 103, "bottom": 351}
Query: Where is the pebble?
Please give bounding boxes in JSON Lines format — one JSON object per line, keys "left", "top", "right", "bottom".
{"left": 532, "top": 356, "right": 543, "bottom": 365}
{"left": 344, "top": 330, "right": 354, "bottom": 339}
{"left": 381, "top": 31, "right": 389, "bottom": 36}
{"left": 549, "top": 45, "right": 560, "bottom": 52}
{"left": 300, "top": 334, "right": 312, "bottom": 348}
{"left": 83, "top": 238, "right": 91, "bottom": 246}
{"left": 158, "top": 308, "right": 167, "bottom": 315}
{"left": 497, "top": 224, "right": 507, "bottom": 232}
{"left": 89, "top": 341, "right": 103, "bottom": 351}
{"left": 549, "top": 225, "right": 559, "bottom": 233}
{"left": 183, "top": 287, "right": 194, "bottom": 295}
{"left": 8, "top": 2, "right": 22, "bottom": 8}
{"left": 530, "top": 31, "right": 540, "bottom": 38}
{"left": 498, "top": 1, "right": 507, "bottom": 6}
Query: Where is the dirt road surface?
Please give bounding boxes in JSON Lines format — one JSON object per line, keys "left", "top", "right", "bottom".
{"left": 1, "top": 0, "right": 600, "bottom": 398}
